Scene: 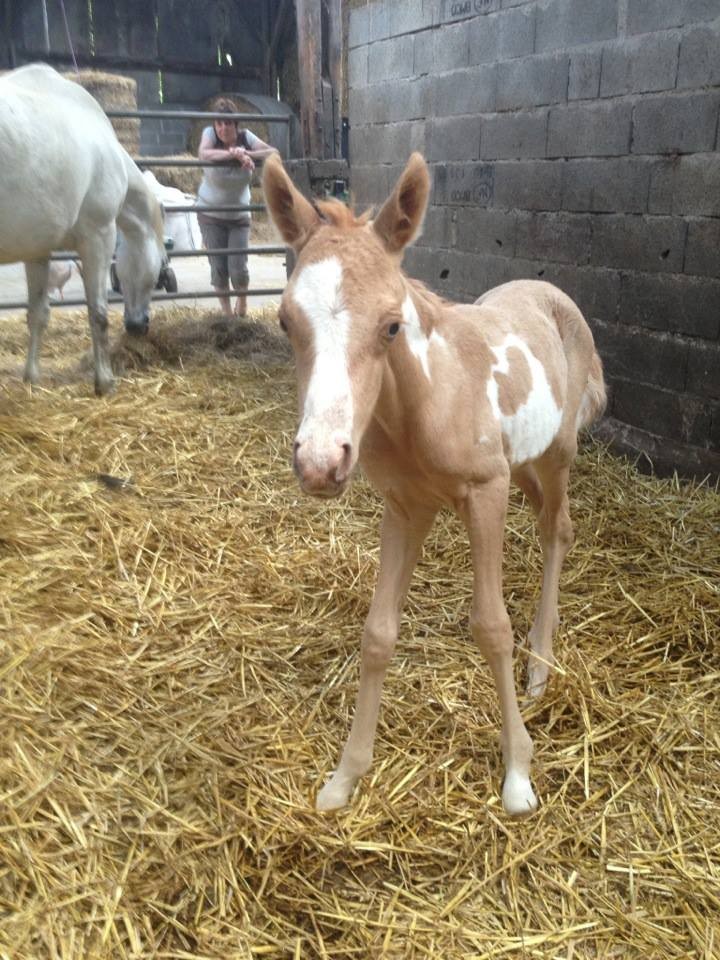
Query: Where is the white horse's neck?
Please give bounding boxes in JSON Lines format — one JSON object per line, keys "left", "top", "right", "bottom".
{"left": 117, "top": 158, "right": 160, "bottom": 242}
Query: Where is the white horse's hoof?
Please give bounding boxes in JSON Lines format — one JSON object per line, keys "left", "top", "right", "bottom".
{"left": 502, "top": 770, "right": 538, "bottom": 817}
{"left": 316, "top": 775, "right": 354, "bottom": 812}
{"left": 94, "top": 376, "right": 116, "bottom": 397}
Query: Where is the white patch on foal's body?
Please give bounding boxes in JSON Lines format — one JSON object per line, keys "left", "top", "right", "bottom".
{"left": 402, "top": 294, "right": 446, "bottom": 380}
{"left": 291, "top": 257, "right": 353, "bottom": 441}
{"left": 487, "top": 334, "right": 563, "bottom": 466}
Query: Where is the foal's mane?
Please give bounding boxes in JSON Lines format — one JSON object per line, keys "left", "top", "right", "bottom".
{"left": 311, "top": 199, "right": 452, "bottom": 316}
{"left": 315, "top": 198, "right": 372, "bottom": 229}
{"left": 405, "top": 276, "right": 454, "bottom": 313}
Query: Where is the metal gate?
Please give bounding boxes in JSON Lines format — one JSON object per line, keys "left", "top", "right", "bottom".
{"left": 0, "top": 107, "right": 290, "bottom": 312}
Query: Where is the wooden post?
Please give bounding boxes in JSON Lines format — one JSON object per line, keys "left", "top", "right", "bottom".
{"left": 267, "top": 0, "right": 290, "bottom": 102}
{"left": 295, "top": 0, "right": 322, "bottom": 158}
{"left": 327, "top": 0, "right": 342, "bottom": 159}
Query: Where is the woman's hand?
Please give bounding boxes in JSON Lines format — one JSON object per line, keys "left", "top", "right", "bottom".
{"left": 229, "top": 146, "right": 255, "bottom": 171}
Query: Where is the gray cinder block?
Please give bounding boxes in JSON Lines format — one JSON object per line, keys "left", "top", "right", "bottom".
{"left": 547, "top": 101, "right": 632, "bottom": 157}
{"left": 684, "top": 218, "right": 720, "bottom": 278}
{"left": 569, "top": 48, "right": 602, "bottom": 100}
{"left": 632, "top": 92, "right": 720, "bottom": 155}
{"left": 677, "top": 20, "right": 720, "bottom": 89}
{"left": 649, "top": 154, "right": 720, "bottom": 216}
{"left": 561, "top": 158, "right": 652, "bottom": 213}
{"left": 590, "top": 215, "right": 687, "bottom": 273}
{"left": 432, "top": 65, "right": 498, "bottom": 115}
{"left": 480, "top": 109, "right": 548, "bottom": 160}
{"left": 515, "top": 211, "right": 592, "bottom": 264}
{"left": 535, "top": 0, "right": 618, "bottom": 53}
{"left": 455, "top": 207, "right": 518, "bottom": 255}
{"left": 599, "top": 33, "right": 680, "bottom": 98}
{"left": 620, "top": 272, "right": 720, "bottom": 339}
{"left": 626, "top": 0, "right": 720, "bottom": 36}
{"left": 496, "top": 53, "right": 569, "bottom": 111}
{"left": 426, "top": 116, "right": 481, "bottom": 161}
{"left": 493, "top": 159, "right": 564, "bottom": 210}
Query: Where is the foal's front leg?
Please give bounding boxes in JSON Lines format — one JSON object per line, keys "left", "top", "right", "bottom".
{"left": 316, "top": 498, "right": 436, "bottom": 811}
{"left": 460, "top": 475, "right": 538, "bottom": 816}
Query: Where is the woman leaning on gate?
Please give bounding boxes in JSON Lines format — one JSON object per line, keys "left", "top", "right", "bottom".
{"left": 196, "top": 96, "right": 278, "bottom": 320}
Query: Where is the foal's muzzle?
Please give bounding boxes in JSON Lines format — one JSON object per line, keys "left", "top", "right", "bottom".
{"left": 293, "top": 437, "right": 353, "bottom": 498}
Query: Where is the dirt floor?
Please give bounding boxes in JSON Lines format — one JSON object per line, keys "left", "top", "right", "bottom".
{"left": 0, "top": 306, "right": 718, "bottom": 959}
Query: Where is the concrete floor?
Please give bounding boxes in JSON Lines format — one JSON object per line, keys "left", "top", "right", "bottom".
{"left": 0, "top": 251, "right": 288, "bottom": 318}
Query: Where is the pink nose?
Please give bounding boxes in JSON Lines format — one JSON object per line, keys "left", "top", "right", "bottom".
{"left": 294, "top": 438, "right": 353, "bottom": 494}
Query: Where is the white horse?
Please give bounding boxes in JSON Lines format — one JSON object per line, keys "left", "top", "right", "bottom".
{"left": 0, "top": 64, "right": 166, "bottom": 394}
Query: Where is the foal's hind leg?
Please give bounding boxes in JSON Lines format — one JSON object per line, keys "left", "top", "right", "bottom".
{"left": 461, "top": 473, "right": 537, "bottom": 815}
{"left": 526, "top": 453, "right": 575, "bottom": 698}
{"left": 23, "top": 260, "right": 50, "bottom": 387}
{"left": 77, "top": 225, "right": 116, "bottom": 396}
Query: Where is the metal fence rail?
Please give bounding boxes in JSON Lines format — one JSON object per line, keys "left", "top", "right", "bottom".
{"left": 0, "top": 106, "right": 289, "bottom": 314}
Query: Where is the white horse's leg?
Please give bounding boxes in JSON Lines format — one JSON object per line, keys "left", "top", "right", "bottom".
{"left": 459, "top": 473, "right": 537, "bottom": 817}
{"left": 23, "top": 260, "right": 50, "bottom": 387}
{"left": 316, "top": 498, "right": 436, "bottom": 811}
{"left": 77, "top": 226, "right": 116, "bottom": 396}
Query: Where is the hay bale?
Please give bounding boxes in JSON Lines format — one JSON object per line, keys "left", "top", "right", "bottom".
{"left": 66, "top": 69, "right": 139, "bottom": 155}
{"left": 147, "top": 154, "right": 203, "bottom": 195}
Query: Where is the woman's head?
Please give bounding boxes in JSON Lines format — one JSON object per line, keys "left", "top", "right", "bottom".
{"left": 211, "top": 97, "right": 239, "bottom": 146}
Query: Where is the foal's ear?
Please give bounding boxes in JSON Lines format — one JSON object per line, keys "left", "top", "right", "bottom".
{"left": 373, "top": 153, "right": 430, "bottom": 255}
{"left": 262, "top": 154, "right": 320, "bottom": 250}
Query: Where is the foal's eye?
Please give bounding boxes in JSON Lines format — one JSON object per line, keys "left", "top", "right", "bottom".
{"left": 387, "top": 322, "right": 400, "bottom": 338}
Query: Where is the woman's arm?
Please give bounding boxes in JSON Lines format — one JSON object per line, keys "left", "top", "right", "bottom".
{"left": 243, "top": 131, "right": 279, "bottom": 161}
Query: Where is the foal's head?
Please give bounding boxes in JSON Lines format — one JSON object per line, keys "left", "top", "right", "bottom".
{"left": 263, "top": 153, "right": 430, "bottom": 497}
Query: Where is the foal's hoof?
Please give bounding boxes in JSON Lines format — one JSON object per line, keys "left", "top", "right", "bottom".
{"left": 526, "top": 663, "right": 550, "bottom": 699}
{"left": 316, "top": 775, "right": 353, "bottom": 812}
{"left": 502, "top": 771, "right": 538, "bottom": 817}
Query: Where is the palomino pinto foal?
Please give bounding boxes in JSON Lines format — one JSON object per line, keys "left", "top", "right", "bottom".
{"left": 263, "top": 153, "right": 606, "bottom": 816}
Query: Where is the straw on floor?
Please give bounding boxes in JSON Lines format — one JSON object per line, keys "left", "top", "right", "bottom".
{"left": 0, "top": 307, "right": 718, "bottom": 959}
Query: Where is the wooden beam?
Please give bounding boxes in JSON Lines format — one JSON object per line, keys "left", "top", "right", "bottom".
{"left": 15, "top": 48, "right": 263, "bottom": 80}
{"left": 326, "top": 0, "right": 342, "bottom": 159}
{"left": 295, "top": 0, "right": 323, "bottom": 158}
{"left": 3, "top": 0, "right": 17, "bottom": 68}
{"left": 269, "top": 0, "right": 291, "bottom": 65}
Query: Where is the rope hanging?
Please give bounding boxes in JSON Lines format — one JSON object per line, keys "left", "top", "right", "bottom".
{"left": 58, "top": 0, "right": 79, "bottom": 72}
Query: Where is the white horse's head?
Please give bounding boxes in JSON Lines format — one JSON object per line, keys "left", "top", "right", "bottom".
{"left": 116, "top": 193, "right": 166, "bottom": 335}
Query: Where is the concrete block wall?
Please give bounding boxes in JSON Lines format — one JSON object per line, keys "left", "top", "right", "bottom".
{"left": 348, "top": 0, "right": 720, "bottom": 479}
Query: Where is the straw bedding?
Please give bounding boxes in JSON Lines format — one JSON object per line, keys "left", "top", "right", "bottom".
{"left": 0, "top": 306, "right": 718, "bottom": 959}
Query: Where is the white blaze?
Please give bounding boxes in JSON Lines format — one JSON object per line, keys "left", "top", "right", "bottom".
{"left": 402, "top": 294, "right": 446, "bottom": 380}
{"left": 486, "top": 334, "right": 563, "bottom": 465}
{"left": 291, "top": 256, "right": 353, "bottom": 442}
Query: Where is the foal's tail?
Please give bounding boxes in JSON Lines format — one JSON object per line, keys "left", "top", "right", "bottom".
{"left": 575, "top": 349, "right": 607, "bottom": 432}
{"left": 546, "top": 284, "right": 607, "bottom": 433}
